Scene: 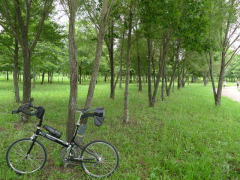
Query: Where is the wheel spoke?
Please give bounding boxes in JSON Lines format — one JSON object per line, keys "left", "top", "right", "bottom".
{"left": 7, "top": 139, "right": 46, "bottom": 174}
{"left": 81, "top": 141, "right": 119, "bottom": 178}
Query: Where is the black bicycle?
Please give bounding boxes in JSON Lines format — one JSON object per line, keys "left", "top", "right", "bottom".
{"left": 6, "top": 103, "right": 119, "bottom": 178}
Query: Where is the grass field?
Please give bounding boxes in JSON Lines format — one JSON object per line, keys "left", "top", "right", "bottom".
{"left": 1, "top": 80, "right": 240, "bottom": 180}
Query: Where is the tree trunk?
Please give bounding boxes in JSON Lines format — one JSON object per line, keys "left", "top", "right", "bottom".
{"left": 151, "top": 51, "right": 156, "bottom": 88}
{"left": 84, "top": 0, "right": 111, "bottom": 110}
{"left": 177, "top": 62, "right": 182, "bottom": 89}
{"left": 50, "top": 72, "right": 53, "bottom": 84}
{"left": 207, "top": 51, "right": 217, "bottom": 103}
{"left": 6, "top": 71, "right": 9, "bottom": 80}
{"left": 13, "top": 38, "right": 20, "bottom": 103}
{"left": 137, "top": 46, "right": 142, "bottom": 92}
{"left": 203, "top": 73, "right": 208, "bottom": 86}
{"left": 161, "top": 58, "right": 166, "bottom": 101}
{"left": 108, "top": 21, "right": 115, "bottom": 99}
{"left": 119, "top": 30, "right": 125, "bottom": 89}
{"left": 67, "top": 0, "right": 78, "bottom": 142}
{"left": 129, "top": 70, "right": 133, "bottom": 83}
{"left": 22, "top": 44, "right": 32, "bottom": 104}
{"left": 32, "top": 71, "right": 36, "bottom": 88}
{"left": 104, "top": 74, "right": 107, "bottom": 82}
{"left": 215, "top": 52, "right": 226, "bottom": 106}
{"left": 147, "top": 38, "right": 153, "bottom": 107}
{"left": 151, "top": 37, "right": 169, "bottom": 105}
{"left": 78, "top": 64, "right": 82, "bottom": 84}
{"left": 181, "top": 62, "right": 185, "bottom": 88}
{"left": 123, "top": 3, "right": 133, "bottom": 123}
{"left": 167, "top": 60, "right": 177, "bottom": 96}
{"left": 41, "top": 72, "right": 45, "bottom": 84}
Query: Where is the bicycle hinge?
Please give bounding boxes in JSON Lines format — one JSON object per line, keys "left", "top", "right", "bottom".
{"left": 30, "top": 133, "right": 38, "bottom": 140}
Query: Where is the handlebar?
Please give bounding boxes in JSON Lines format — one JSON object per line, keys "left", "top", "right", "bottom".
{"left": 12, "top": 103, "right": 45, "bottom": 126}
{"left": 12, "top": 103, "right": 38, "bottom": 116}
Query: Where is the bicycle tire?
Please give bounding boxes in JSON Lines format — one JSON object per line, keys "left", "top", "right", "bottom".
{"left": 80, "top": 140, "right": 119, "bottom": 178}
{"left": 6, "top": 138, "right": 47, "bottom": 174}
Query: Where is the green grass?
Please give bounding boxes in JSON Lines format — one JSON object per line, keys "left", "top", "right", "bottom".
{"left": 1, "top": 80, "right": 240, "bottom": 179}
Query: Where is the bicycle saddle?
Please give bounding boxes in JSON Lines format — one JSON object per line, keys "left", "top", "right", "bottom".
{"left": 43, "top": 125, "right": 62, "bottom": 139}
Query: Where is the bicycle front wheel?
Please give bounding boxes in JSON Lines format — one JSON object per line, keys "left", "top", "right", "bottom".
{"left": 81, "top": 140, "right": 119, "bottom": 178}
{"left": 6, "top": 138, "right": 47, "bottom": 174}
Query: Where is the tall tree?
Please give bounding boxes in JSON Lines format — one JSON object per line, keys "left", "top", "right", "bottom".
{"left": 84, "top": 0, "right": 113, "bottom": 109}
{"left": 64, "top": 0, "right": 79, "bottom": 141}
{"left": 206, "top": 0, "right": 240, "bottom": 105}
{"left": 123, "top": 1, "right": 133, "bottom": 123}
{"left": 0, "top": 0, "right": 54, "bottom": 121}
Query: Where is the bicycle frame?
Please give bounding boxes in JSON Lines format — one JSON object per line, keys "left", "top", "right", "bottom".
{"left": 27, "top": 110, "right": 97, "bottom": 163}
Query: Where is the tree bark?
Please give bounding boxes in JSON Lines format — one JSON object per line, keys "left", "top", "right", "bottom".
{"left": 123, "top": 3, "right": 133, "bottom": 123}
{"left": 78, "top": 64, "right": 82, "bottom": 84}
{"left": 167, "top": 60, "right": 177, "bottom": 96}
{"left": 107, "top": 21, "right": 115, "bottom": 99}
{"left": 136, "top": 40, "right": 142, "bottom": 92}
{"left": 13, "top": 38, "right": 20, "bottom": 103}
{"left": 67, "top": 0, "right": 78, "bottom": 142}
{"left": 151, "top": 37, "right": 169, "bottom": 105}
{"left": 147, "top": 38, "right": 153, "bottom": 107}
{"left": 207, "top": 51, "right": 217, "bottom": 103}
{"left": 119, "top": 30, "right": 125, "bottom": 89}
{"left": 177, "top": 62, "right": 182, "bottom": 89}
{"left": 161, "top": 57, "right": 166, "bottom": 101}
{"left": 215, "top": 52, "right": 226, "bottom": 106}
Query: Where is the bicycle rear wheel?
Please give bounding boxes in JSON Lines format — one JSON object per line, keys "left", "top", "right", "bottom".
{"left": 80, "top": 140, "right": 119, "bottom": 178}
{"left": 6, "top": 138, "right": 47, "bottom": 174}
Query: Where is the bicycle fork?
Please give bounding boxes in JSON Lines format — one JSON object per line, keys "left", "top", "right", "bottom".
{"left": 26, "top": 133, "right": 39, "bottom": 158}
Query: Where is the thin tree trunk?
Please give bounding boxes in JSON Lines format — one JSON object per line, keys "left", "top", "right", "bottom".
{"left": 32, "top": 71, "right": 36, "bottom": 88}
{"left": 207, "top": 52, "right": 217, "bottom": 103}
{"left": 151, "top": 37, "right": 169, "bottom": 105}
{"left": 6, "top": 71, "right": 9, "bottom": 80}
{"left": 41, "top": 72, "right": 45, "bottom": 84}
{"left": 13, "top": 38, "right": 20, "bottom": 103}
{"left": 181, "top": 62, "right": 185, "bottom": 88}
{"left": 161, "top": 58, "right": 166, "bottom": 101}
{"left": 108, "top": 21, "right": 115, "bottom": 99}
{"left": 123, "top": 3, "right": 133, "bottom": 123}
{"left": 177, "top": 62, "right": 182, "bottom": 89}
{"left": 119, "top": 30, "right": 125, "bottom": 89}
{"left": 78, "top": 64, "right": 82, "bottom": 84}
{"left": 84, "top": 0, "right": 111, "bottom": 110}
{"left": 50, "top": 72, "right": 53, "bottom": 84}
{"left": 67, "top": 0, "right": 78, "bottom": 142}
{"left": 104, "top": 74, "right": 107, "bottom": 82}
{"left": 203, "top": 72, "right": 208, "bottom": 86}
{"left": 137, "top": 45, "right": 142, "bottom": 92}
{"left": 167, "top": 60, "right": 177, "bottom": 96}
{"left": 215, "top": 52, "right": 226, "bottom": 106}
{"left": 147, "top": 38, "right": 153, "bottom": 107}
{"left": 151, "top": 51, "right": 156, "bottom": 88}
{"left": 22, "top": 43, "right": 32, "bottom": 105}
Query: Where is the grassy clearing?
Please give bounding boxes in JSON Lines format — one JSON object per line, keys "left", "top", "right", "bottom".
{"left": 1, "top": 80, "right": 240, "bottom": 179}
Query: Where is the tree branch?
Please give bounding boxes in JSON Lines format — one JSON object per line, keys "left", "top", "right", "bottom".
{"left": 225, "top": 45, "right": 240, "bottom": 67}
{"left": 30, "top": 0, "right": 53, "bottom": 53}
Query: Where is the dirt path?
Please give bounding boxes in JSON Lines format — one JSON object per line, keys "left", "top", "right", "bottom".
{"left": 222, "top": 86, "right": 240, "bottom": 102}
